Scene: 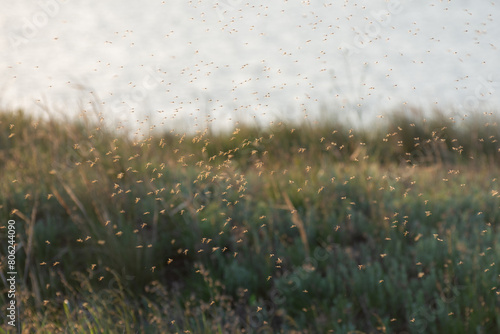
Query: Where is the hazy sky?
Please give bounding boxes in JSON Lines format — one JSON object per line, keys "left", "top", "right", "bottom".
{"left": 1, "top": 0, "right": 499, "bottom": 132}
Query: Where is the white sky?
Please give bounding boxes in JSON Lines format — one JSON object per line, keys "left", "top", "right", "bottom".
{"left": 1, "top": 0, "right": 499, "bottom": 133}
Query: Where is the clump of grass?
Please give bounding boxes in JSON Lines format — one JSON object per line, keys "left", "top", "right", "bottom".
{"left": 1, "top": 107, "right": 499, "bottom": 333}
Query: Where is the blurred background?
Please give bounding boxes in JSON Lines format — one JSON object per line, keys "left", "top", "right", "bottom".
{"left": 1, "top": 0, "right": 499, "bottom": 133}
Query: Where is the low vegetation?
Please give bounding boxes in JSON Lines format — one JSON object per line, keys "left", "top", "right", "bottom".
{"left": 0, "top": 108, "right": 499, "bottom": 333}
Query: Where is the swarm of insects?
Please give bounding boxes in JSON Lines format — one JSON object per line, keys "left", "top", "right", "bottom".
{"left": 0, "top": 1, "right": 499, "bottom": 333}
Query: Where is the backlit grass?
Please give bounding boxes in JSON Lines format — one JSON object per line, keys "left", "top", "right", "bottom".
{"left": 0, "top": 108, "right": 499, "bottom": 333}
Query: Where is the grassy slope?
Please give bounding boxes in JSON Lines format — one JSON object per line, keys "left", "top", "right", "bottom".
{"left": 0, "top": 109, "right": 499, "bottom": 333}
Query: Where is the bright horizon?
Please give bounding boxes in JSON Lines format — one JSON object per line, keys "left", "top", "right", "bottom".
{"left": 1, "top": 0, "right": 499, "bottom": 133}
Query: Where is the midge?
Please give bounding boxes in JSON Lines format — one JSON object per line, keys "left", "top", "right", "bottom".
{"left": 9, "top": 0, "right": 67, "bottom": 48}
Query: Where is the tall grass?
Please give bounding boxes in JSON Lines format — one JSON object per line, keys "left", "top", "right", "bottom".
{"left": 1, "top": 108, "right": 499, "bottom": 333}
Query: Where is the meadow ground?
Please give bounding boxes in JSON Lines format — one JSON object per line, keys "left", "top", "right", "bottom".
{"left": 0, "top": 108, "right": 499, "bottom": 333}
